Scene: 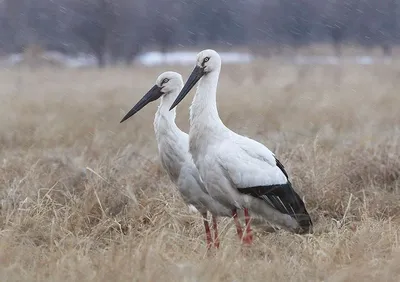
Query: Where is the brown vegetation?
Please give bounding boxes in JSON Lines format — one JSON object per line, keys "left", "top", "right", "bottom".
{"left": 0, "top": 61, "right": 399, "bottom": 281}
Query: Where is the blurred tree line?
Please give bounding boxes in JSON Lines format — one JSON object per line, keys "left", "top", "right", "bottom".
{"left": 0, "top": 0, "right": 398, "bottom": 67}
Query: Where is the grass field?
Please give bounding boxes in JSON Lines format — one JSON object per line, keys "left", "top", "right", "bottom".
{"left": 0, "top": 60, "right": 400, "bottom": 281}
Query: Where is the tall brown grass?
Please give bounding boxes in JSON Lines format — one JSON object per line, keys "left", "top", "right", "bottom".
{"left": 0, "top": 61, "right": 399, "bottom": 281}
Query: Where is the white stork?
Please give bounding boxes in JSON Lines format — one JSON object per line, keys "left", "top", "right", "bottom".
{"left": 120, "top": 71, "right": 232, "bottom": 249}
{"left": 169, "top": 50, "right": 313, "bottom": 243}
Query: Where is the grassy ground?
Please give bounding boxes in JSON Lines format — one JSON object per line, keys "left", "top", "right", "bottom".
{"left": 0, "top": 60, "right": 400, "bottom": 281}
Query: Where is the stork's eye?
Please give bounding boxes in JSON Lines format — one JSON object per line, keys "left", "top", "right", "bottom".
{"left": 162, "top": 78, "right": 169, "bottom": 84}
{"left": 203, "top": 57, "right": 210, "bottom": 63}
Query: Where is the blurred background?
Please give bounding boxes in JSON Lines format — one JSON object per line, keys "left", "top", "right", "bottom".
{"left": 0, "top": 0, "right": 398, "bottom": 68}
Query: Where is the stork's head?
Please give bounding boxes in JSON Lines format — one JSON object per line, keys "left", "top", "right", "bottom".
{"left": 120, "top": 71, "right": 183, "bottom": 123}
{"left": 169, "top": 49, "right": 221, "bottom": 111}
{"left": 155, "top": 71, "right": 183, "bottom": 94}
{"left": 195, "top": 49, "right": 221, "bottom": 74}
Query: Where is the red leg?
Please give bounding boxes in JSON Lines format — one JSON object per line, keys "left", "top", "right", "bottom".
{"left": 232, "top": 209, "right": 243, "bottom": 241}
{"left": 203, "top": 214, "right": 212, "bottom": 250}
{"left": 243, "top": 208, "right": 253, "bottom": 244}
{"left": 212, "top": 215, "right": 220, "bottom": 248}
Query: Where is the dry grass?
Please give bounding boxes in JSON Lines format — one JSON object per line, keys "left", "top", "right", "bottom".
{"left": 0, "top": 60, "right": 400, "bottom": 281}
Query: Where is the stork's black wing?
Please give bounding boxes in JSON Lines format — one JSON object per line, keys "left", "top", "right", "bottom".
{"left": 237, "top": 157, "right": 312, "bottom": 233}
{"left": 275, "top": 157, "right": 289, "bottom": 179}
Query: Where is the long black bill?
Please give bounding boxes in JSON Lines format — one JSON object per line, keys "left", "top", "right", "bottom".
{"left": 120, "top": 85, "right": 163, "bottom": 123}
{"left": 169, "top": 66, "right": 204, "bottom": 111}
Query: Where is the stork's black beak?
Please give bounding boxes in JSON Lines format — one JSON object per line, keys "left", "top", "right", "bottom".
{"left": 120, "top": 85, "right": 163, "bottom": 123}
{"left": 169, "top": 66, "right": 204, "bottom": 111}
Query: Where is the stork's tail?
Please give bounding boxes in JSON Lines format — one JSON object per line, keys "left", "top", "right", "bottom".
{"left": 237, "top": 181, "right": 313, "bottom": 234}
{"left": 290, "top": 191, "right": 313, "bottom": 234}
{"left": 274, "top": 158, "right": 312, "bottom": 233}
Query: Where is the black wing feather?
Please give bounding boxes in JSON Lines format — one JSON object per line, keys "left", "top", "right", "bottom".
{"left": 275, "top": 157, "right": 289, "bottom": 179}
{"left": 237, "top": 157, "right": 312, "bottom": 233}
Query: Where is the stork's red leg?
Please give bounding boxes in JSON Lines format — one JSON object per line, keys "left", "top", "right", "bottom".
{"left": 203, "top": 214, "right": 213, "bottom": 250}
{"left": 212, "top": 215, "right": 220, "bottom": 248}
{"left": 232, "top": 209, "right": 243, "bottom": 241}
{"left": 243, "top": 208, "right": 253, "bottom": 244}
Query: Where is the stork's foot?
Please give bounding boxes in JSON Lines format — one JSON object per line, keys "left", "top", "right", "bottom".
{"left": 212, "top": 215, "right": 220, "bottom": 249}
{"left": 232, "top": 209, "right": 244, "bottom": 241}
{"left": 202, "top": 214, "right": 213, "bottom": 250}
{"left": 243, "top": 208, "right": 253, "bottom": 245}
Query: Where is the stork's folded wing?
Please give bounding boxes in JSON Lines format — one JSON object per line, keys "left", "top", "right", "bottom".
{"left": 216, "top": 145, "right": 287, "bottom": 189}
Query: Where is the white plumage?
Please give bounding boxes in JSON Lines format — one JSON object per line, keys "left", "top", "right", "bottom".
{"left": 169, "top": 50, "right": 313, "bottom": 239}
{"left": 120, "top": 71, "right": 231, "bottom": 249}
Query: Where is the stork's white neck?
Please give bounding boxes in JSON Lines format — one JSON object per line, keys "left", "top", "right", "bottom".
{"left": 154, "top": 92, "right": 180, "bottom": 140}
{"left": 189, "top": 69, "right": 225, "bottom": 131}
{"left": 159, "top": 93, "right": 177, "bottom": 119}
{"left": 153, "top": 91, "right": 188, "bottom": 184}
